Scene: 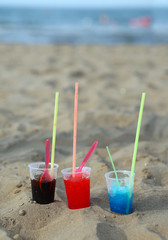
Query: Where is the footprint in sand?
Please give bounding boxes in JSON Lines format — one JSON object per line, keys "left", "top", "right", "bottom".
{"left": 97, "top": 222, "right": 127, "bottom": 240}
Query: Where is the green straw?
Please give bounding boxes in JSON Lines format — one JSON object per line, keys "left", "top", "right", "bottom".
{"left": 130, "top": 92, "right": 146, "bottom": 179}
{"left": 127, "top": 92, "right": 146, "bottom": 213}
{"left": 51, "top": 92, "right": 59, "bottom": 169}
{"left": 106, "top": 146, "right": 120, "bottom": 186}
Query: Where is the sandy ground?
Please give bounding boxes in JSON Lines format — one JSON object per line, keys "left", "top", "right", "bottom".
{"left": 0, "top": 44, "right": 168, "bottom": 240}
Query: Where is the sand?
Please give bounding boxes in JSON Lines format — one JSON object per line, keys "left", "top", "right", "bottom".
{"left": 0, "top": 44, "right": 168, "bottom": 240}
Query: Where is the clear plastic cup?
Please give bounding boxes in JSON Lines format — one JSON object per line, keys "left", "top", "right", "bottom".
{"left": 105, "top": 170, "right": 135, "bottom": 214}
{"left": 28, "top": 162, "right": 59, "bottom": 204}
{"left": 61, "top": 167, "right": 91, "bottom": 209}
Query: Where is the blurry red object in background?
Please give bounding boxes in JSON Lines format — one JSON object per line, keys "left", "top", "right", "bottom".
{"left": 130, "top": 16, "right": 152, "bottom": 28}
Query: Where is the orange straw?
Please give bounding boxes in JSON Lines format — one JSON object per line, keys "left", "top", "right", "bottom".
{"left": 72, "top": 82, "right": 78, "bottom": 176}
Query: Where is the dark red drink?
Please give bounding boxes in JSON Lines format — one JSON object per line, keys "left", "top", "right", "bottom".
{"left": 31, "top": 178, "right": 56, "bottom": 204}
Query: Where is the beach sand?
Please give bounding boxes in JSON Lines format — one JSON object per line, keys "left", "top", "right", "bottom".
{"left": 0, "top": 44, "right": 168, "bottom": 240}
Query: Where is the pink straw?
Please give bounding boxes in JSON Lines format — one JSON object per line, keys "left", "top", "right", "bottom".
{"left": 72, "top": 82, "right": 78, "bottom": 176}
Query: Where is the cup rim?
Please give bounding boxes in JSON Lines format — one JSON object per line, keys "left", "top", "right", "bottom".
{"left": 61, "top": 167, "right": 91, "bottom": 175}
{"left": 28, "top": 162, "right": 59, "bottom": 170}
{"left": 104, "top": 170, "right": 135, "bottom": 180}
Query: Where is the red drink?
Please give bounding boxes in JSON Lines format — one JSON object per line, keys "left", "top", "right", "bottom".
{"left": 62, "top": 167, "right": 91, "bottom": 209}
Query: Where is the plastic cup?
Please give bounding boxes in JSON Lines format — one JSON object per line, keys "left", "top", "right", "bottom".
{"left": 105, "top": 170, "right": 135, "bottom": 214}
{"left": 61, "top": 167, "right": 91, "bottom": 209}
{"left": 28, "top": 162, "right": 59, "bottom": 204}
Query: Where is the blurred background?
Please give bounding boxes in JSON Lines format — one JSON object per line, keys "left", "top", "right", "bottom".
{"left": 0, "top": 0, "right": 168, "bottom": 44}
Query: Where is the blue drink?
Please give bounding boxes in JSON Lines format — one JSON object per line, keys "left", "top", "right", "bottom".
{"left": 105, "top": 170, "right": 134, "bottom": 215}
{"left": 108, "top": 184, "right": 133, "bottom": 214}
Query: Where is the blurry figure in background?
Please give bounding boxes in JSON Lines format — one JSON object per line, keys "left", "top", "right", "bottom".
{"left": 99, "top": 14, "right": 110, "bottom": 25}
{"left": 99, "top": 14, "right": 119, "bottom": 29}
{"left": 129, "top": 16, "right": 152, "bottom": 28}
